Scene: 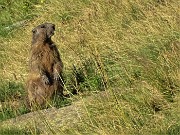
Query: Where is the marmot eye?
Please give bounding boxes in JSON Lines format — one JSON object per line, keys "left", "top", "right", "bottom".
{"left": 32, "top": 29, "right": 36, "bottom": 33}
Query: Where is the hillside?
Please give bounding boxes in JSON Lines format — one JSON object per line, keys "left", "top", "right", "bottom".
{"left": 0, "top": 0, "right": 180, "bottom": 134}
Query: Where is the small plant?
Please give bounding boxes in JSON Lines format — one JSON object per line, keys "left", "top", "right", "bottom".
{"left": 50, "top": 95, "right": 72, "bottom": 108}
{"left": 68, "top": 59, "right": 105, "bottom": 94}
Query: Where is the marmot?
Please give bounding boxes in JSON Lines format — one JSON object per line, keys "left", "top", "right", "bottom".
{"left": 26, "top": 23, "right": 63, "bottom": 109}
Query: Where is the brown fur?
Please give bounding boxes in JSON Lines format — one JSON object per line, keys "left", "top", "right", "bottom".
{"left": 26, "top": 23, "right": 63, "bottom": 109}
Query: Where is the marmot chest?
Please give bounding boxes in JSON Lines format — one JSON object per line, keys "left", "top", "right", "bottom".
{"left": 41, "top": 46, "right": 56, "bottom": 72}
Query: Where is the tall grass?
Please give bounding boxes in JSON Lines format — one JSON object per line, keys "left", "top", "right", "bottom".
{"left": 0, "top": 0, "right": 180, "bottom": 134}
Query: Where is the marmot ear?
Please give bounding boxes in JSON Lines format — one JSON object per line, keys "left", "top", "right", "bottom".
{"left": 40, "top": 24, "right": 46, "bottom": 28}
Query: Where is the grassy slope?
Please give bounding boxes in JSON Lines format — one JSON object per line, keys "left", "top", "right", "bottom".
{"left": 0, "top": 0, "right": 180, "bottom": 134}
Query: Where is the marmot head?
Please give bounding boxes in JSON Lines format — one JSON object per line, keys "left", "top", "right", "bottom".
{"left": 32, "top": 23, "right": 55, "bottom": 44}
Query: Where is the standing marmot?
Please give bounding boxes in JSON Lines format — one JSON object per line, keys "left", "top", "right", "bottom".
{"left": 26, "top": 23, "right": 63, "bottom": 109}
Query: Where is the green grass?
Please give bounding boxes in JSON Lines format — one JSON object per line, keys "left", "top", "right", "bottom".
{"left": 0, "top": 81, "right": 24, "bottom": 101}
{"left": 0, "top": 127, "right": 40, "bottom": 135}
{"left": 0, "top": 0, "right": 45, "bottom": 37}
{"left": 0, "top": 0, "right": 180, "bottom": 134}
{"left": 0, "top": 104, "right": 28, "bottom": 122}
